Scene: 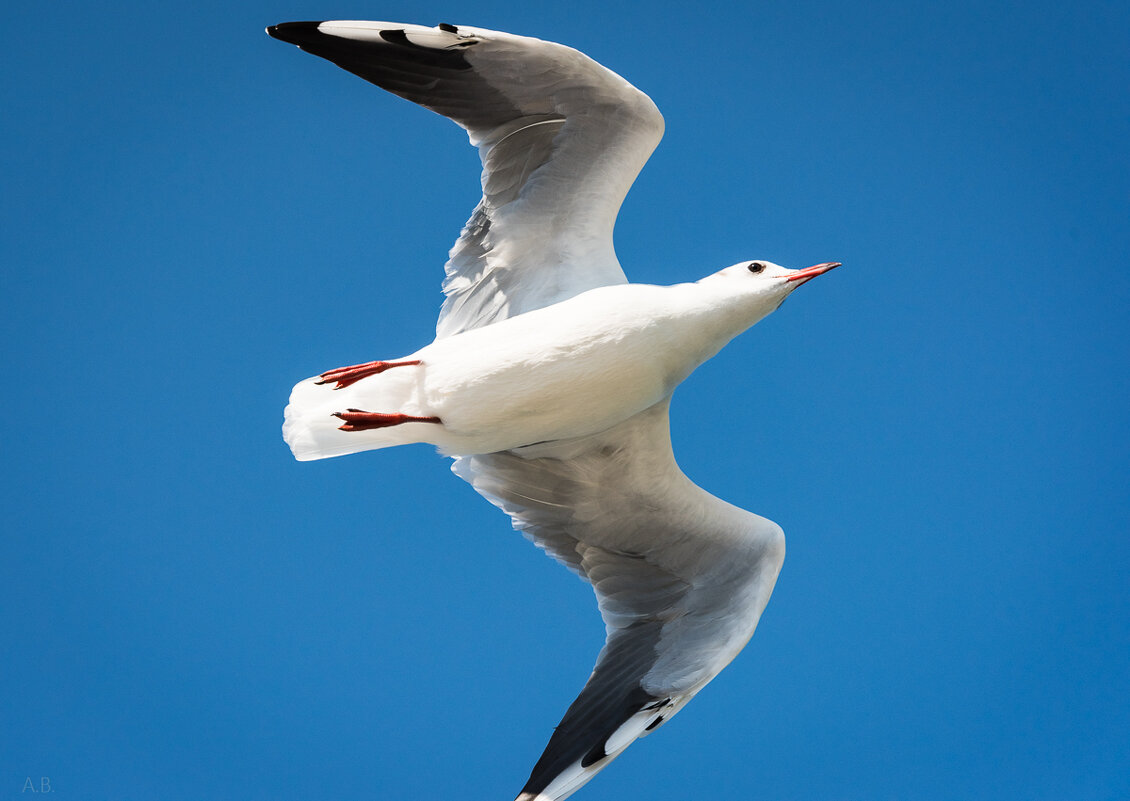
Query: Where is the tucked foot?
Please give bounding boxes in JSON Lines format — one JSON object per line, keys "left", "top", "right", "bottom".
{"left": 315, "top": 359, "right": 422, "bottom": 390}
{"left": 333, "top": 409, "right": 441, "bottom": 432}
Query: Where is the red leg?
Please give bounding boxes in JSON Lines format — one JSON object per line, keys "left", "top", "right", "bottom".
{"left": 333, "top": 409, "right": 441, "bottom": 432}
{"left": 315, "top": 359, "right": 422, "bottom": 390}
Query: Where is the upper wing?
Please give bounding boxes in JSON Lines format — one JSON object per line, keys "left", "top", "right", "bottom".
{"left": 453, "top": 400, "right": 786, "bottom": 801}
{"left": 266, "top": 21, "right": 665, "bottom": 338}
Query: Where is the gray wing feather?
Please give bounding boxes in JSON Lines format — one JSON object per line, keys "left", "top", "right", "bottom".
{"left": 267, "top": 21, "right": 664, "bottom": 338}
{"left": 267, "top": 22, "right": 524, "bottom": 129}
{"left": 454, "top": 401, "right": 786, "bottom": 800}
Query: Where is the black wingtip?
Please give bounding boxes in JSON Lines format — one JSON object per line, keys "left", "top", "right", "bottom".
{"left": 518, "top": 684, "right": 658, "bottom": 798}
{"left": 266, "top": 21, "right": 323, "bottom": 46}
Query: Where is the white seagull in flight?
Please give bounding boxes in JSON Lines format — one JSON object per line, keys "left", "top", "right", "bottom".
{"left": 269, "top": 20, "right": 839, "bottom": 801}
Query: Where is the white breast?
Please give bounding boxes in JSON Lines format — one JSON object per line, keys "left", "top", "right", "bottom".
{"left": 409, "top": 283, "right": 706, "bottom": 452}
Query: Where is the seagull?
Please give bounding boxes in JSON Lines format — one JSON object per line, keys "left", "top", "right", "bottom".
{"left": 268, "top": 20, "right": 839, "bottom": 801}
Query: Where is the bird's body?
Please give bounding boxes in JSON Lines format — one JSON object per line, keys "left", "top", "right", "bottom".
{"left": 269, "top": 19, "right": 839, "bottom": 801}
{"left": 286, "top": 271, "right": 789, "bottom": 459}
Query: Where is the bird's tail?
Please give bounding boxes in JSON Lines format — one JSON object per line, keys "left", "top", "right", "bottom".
{"left": 282, "top": 363, "right": 435, "bottom": 461}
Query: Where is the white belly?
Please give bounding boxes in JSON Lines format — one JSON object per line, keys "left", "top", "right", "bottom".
{"left": 282, "top": 281, "right": 730, "bottom": 462}
{"left": 409, "top": 285, "right": 688, "bottom": 453}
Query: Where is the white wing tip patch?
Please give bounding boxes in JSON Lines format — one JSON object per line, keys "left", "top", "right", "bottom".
{"left": 527, "top": 700, "right": 677, "bottom": 801}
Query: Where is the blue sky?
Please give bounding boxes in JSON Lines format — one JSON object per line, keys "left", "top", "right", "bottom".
{"left": 2, "top": 0, "right": 1128, "bottom": 799}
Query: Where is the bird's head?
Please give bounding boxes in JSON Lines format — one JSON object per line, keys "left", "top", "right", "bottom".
{"left": 715, "top": 259, "right": 841, "bottom": 286}
{"left": 699, "top": 259, "right": 841, "bottom": 315}
{"left": 705, "top": 259, "right": 840, "bottom": 300}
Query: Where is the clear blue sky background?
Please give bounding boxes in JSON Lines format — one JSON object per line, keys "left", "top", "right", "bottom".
{"left": 3, "top": 0, "right": 1127, "bottom": 799}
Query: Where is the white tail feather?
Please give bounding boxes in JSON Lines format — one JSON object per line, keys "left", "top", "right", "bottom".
{"left": 281, "top": 368, "right": 432, "bottom": 461}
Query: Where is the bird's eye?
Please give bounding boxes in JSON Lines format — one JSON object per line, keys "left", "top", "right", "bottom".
{"left": 747, "top": 261, "right": 765, "bottom": 274}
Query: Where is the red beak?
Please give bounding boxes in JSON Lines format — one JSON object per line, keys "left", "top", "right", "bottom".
{"left": 785, "top": 262, "right": 841, "bottom": 284}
